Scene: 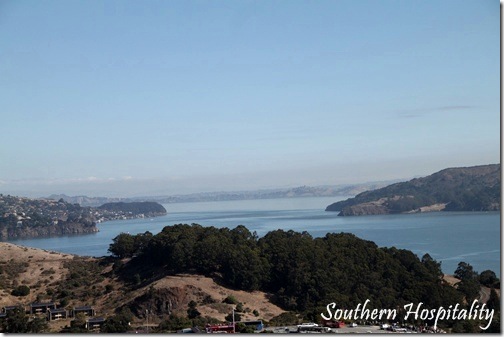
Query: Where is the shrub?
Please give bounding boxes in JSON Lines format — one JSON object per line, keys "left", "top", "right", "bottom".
{"left": 223, "top": 295, "right": 238, "bottom": 305}
{"left": 235, "top": 302, "right": 244, "bottom": 312}
{"left": 11, "top": 285, "right": 30, "bottom": 296}
{"left": 225, "top": 312, "right": 241, "bottom": 322}
{"left": 202, "top": 295, "right": 216, "bottom": 304}
{"left": 133, "top": 273, "right": 141, "bottom": 285}
{"left": 236, "top": 322, "right": 256, "bottom": 333}
{"left": 187, "top": 307, "right": 201, "bottom": 319}
{"left": 268, "top": 312, "right": 299, "bottom": 326}
{"left": 157, "top": 315, "right": 192, "bottom": 332}
{"left": 60, "top": 298, "right": 69, "bottom": 307}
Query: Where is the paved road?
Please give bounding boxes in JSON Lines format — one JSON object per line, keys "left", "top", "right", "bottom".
{"left": 479, "top": 286, "right": 491, "bottom": 303}
{"left": 265, "top": 325, "right": 392, "bottom": 334}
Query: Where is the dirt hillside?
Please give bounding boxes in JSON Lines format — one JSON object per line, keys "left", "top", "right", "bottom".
{"left": 0, "top": 242, "right": 283, "bottom": 331}
{"left": 0, "top": 242, "right": 74, "bottom": 307}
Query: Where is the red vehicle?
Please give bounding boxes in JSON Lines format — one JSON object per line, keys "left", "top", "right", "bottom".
{"left": 205, "top": 323, "right": 235, "bottom": 333}
{"left": 323, "top": 320, "right": 345, "bottom": 328}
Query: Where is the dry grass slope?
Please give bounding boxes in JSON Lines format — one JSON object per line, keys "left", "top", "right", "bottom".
{"left": 0, "top": 242, "right": 283, "bottom": 332}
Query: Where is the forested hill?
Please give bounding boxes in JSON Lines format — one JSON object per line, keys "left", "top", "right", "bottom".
{"left": 108, "top": 223, "right": 500, "bottom": 332}
{"left": 98, "top": 202, "right": 167, "bottom": 217}
{"left": 326, "top": 164, "right": 500, "bottom": 216}
{"left": 111, "top": 224, "right": 458, "bottom": 311}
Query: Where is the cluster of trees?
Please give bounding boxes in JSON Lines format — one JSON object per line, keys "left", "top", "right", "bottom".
{"left": 0, "top": 308, "right": 47, "bottom": 333}
{"left": 450, "top": 262, "right": 501, "bottom": 333}
{"left": 11, "top": 285, "right": 30, "bottom": 296}
{"left": 326, "top": 164, "right": 501, "bottom": 213}
{"left": 110, "top": 223, "right": 499, "bottom": 332}
{"left": 109, "top": 231, "right": 153, "bottom": 258}
{"left": 98, "top": 202, "right": 167, "bottom": 216}
{"left": 156, "top": 314, "right": 220, "bottom": 333}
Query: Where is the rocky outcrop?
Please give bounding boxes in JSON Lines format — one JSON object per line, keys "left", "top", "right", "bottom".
{"left": 337, "top": 196, "right": 406, "bottom": 216}
{"left": 339, "top": 203, "right": 389, "bottom": 216}
{"left": 126, "top": 285, "right": 206, "bottom": 318}
{"left": 0, "top": 222, "right": 98, "bottom": 240}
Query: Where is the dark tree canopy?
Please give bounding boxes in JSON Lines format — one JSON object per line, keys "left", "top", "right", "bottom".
{"left": 479, "top": 270, "right": 500, "bottom": 288}
{"left": 108, "top": 223, "right": 500, "bottom": 333}
{"left": 0, "top": 307, "right": 47, "bottom": 333}
{"left": 454, "top": 262, "right": 478, "bottom": 281}
{"left": 116, "top": 224, "right": 472, "bottom": 315}
{"left": 99, "top": 202, "right": 166, "bottom": 215}
{"left": 108, "top": 231, "right": 153, "bottom": 258}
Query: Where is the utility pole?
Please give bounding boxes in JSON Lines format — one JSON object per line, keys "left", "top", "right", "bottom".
{"left": 232, "top": 309, "right": 235, "bottom": 333}
{"left": 146, "top": 309, "right": 149, "bottom": 333}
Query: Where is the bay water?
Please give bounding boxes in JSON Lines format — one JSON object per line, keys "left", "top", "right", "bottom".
{"left": 6, "top": 196, "right": 500, "bottom": 275}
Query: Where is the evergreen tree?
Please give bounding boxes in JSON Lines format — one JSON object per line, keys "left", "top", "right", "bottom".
{"left": 4, "top": 308, "right": 28, "bottom": 333}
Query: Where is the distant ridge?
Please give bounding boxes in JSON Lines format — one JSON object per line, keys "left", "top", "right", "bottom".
{"left": 48, "top": 194, "right": 129, "bottom": 207}
{"left": 326, "top": 164, "right": 501, "bottom": 216}
{"left": 48, "top": 181, "right": 400, "bottom": 207}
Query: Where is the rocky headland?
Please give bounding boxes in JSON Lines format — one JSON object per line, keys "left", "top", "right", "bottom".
{"left": 0, "top": 195, "right": 166, "bottom": 240}
{"left": 326, "top": 164, "right": 501, "bottom": 216}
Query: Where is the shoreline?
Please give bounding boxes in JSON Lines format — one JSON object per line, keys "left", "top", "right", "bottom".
{"left": 1, "top": 210, "right": 499, "bottom": 276}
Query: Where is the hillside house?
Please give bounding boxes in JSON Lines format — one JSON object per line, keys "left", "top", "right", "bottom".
{"left": 3, "top": 305, "right": 24, "bottom": 314}
{"left": 86, "top": 317, "right": 106, "bottom": 331}
{"left": 72, "top": 306, "right": 95, "bottom": 317}
{"left": 47, "top": 308, "right": 68, "bottom": 321}
{"left": 30, "top": 302, "right": 56, "bottom": 315}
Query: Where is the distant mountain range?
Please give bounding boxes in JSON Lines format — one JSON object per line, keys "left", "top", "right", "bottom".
{"left": 48, "top": 181, "right": 399, "bottom": 207}
{"left": 47, "top": 195, "right": 129, "bottom": 208}
{"left": 326, "top": 164, "right": 501, "bottom": 216}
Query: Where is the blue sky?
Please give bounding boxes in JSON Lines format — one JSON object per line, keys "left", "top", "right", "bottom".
{"left": 0, "top": 0, "right": 500, "bottom": 197}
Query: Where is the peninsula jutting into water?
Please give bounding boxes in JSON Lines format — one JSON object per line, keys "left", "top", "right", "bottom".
{"left": 326, "top": 164, "right": 500, "bottom": 216}
{"left": 0, "top": 196, "right": 166, "bottom": 240}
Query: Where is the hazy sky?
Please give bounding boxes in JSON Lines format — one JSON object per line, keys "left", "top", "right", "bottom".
{"left": 0, "top": 0, "right": 500, "bottom": 197}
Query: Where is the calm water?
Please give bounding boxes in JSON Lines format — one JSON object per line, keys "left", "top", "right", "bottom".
{"left": 6, "top": 197, "right": 501, "bottom": 274}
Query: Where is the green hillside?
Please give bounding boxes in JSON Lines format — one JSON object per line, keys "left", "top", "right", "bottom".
{"left": 326, "top": 164, "right": 500, "bottom": 215}
{"left": 98, "top": 202, "right": 167, "bottom": 216}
